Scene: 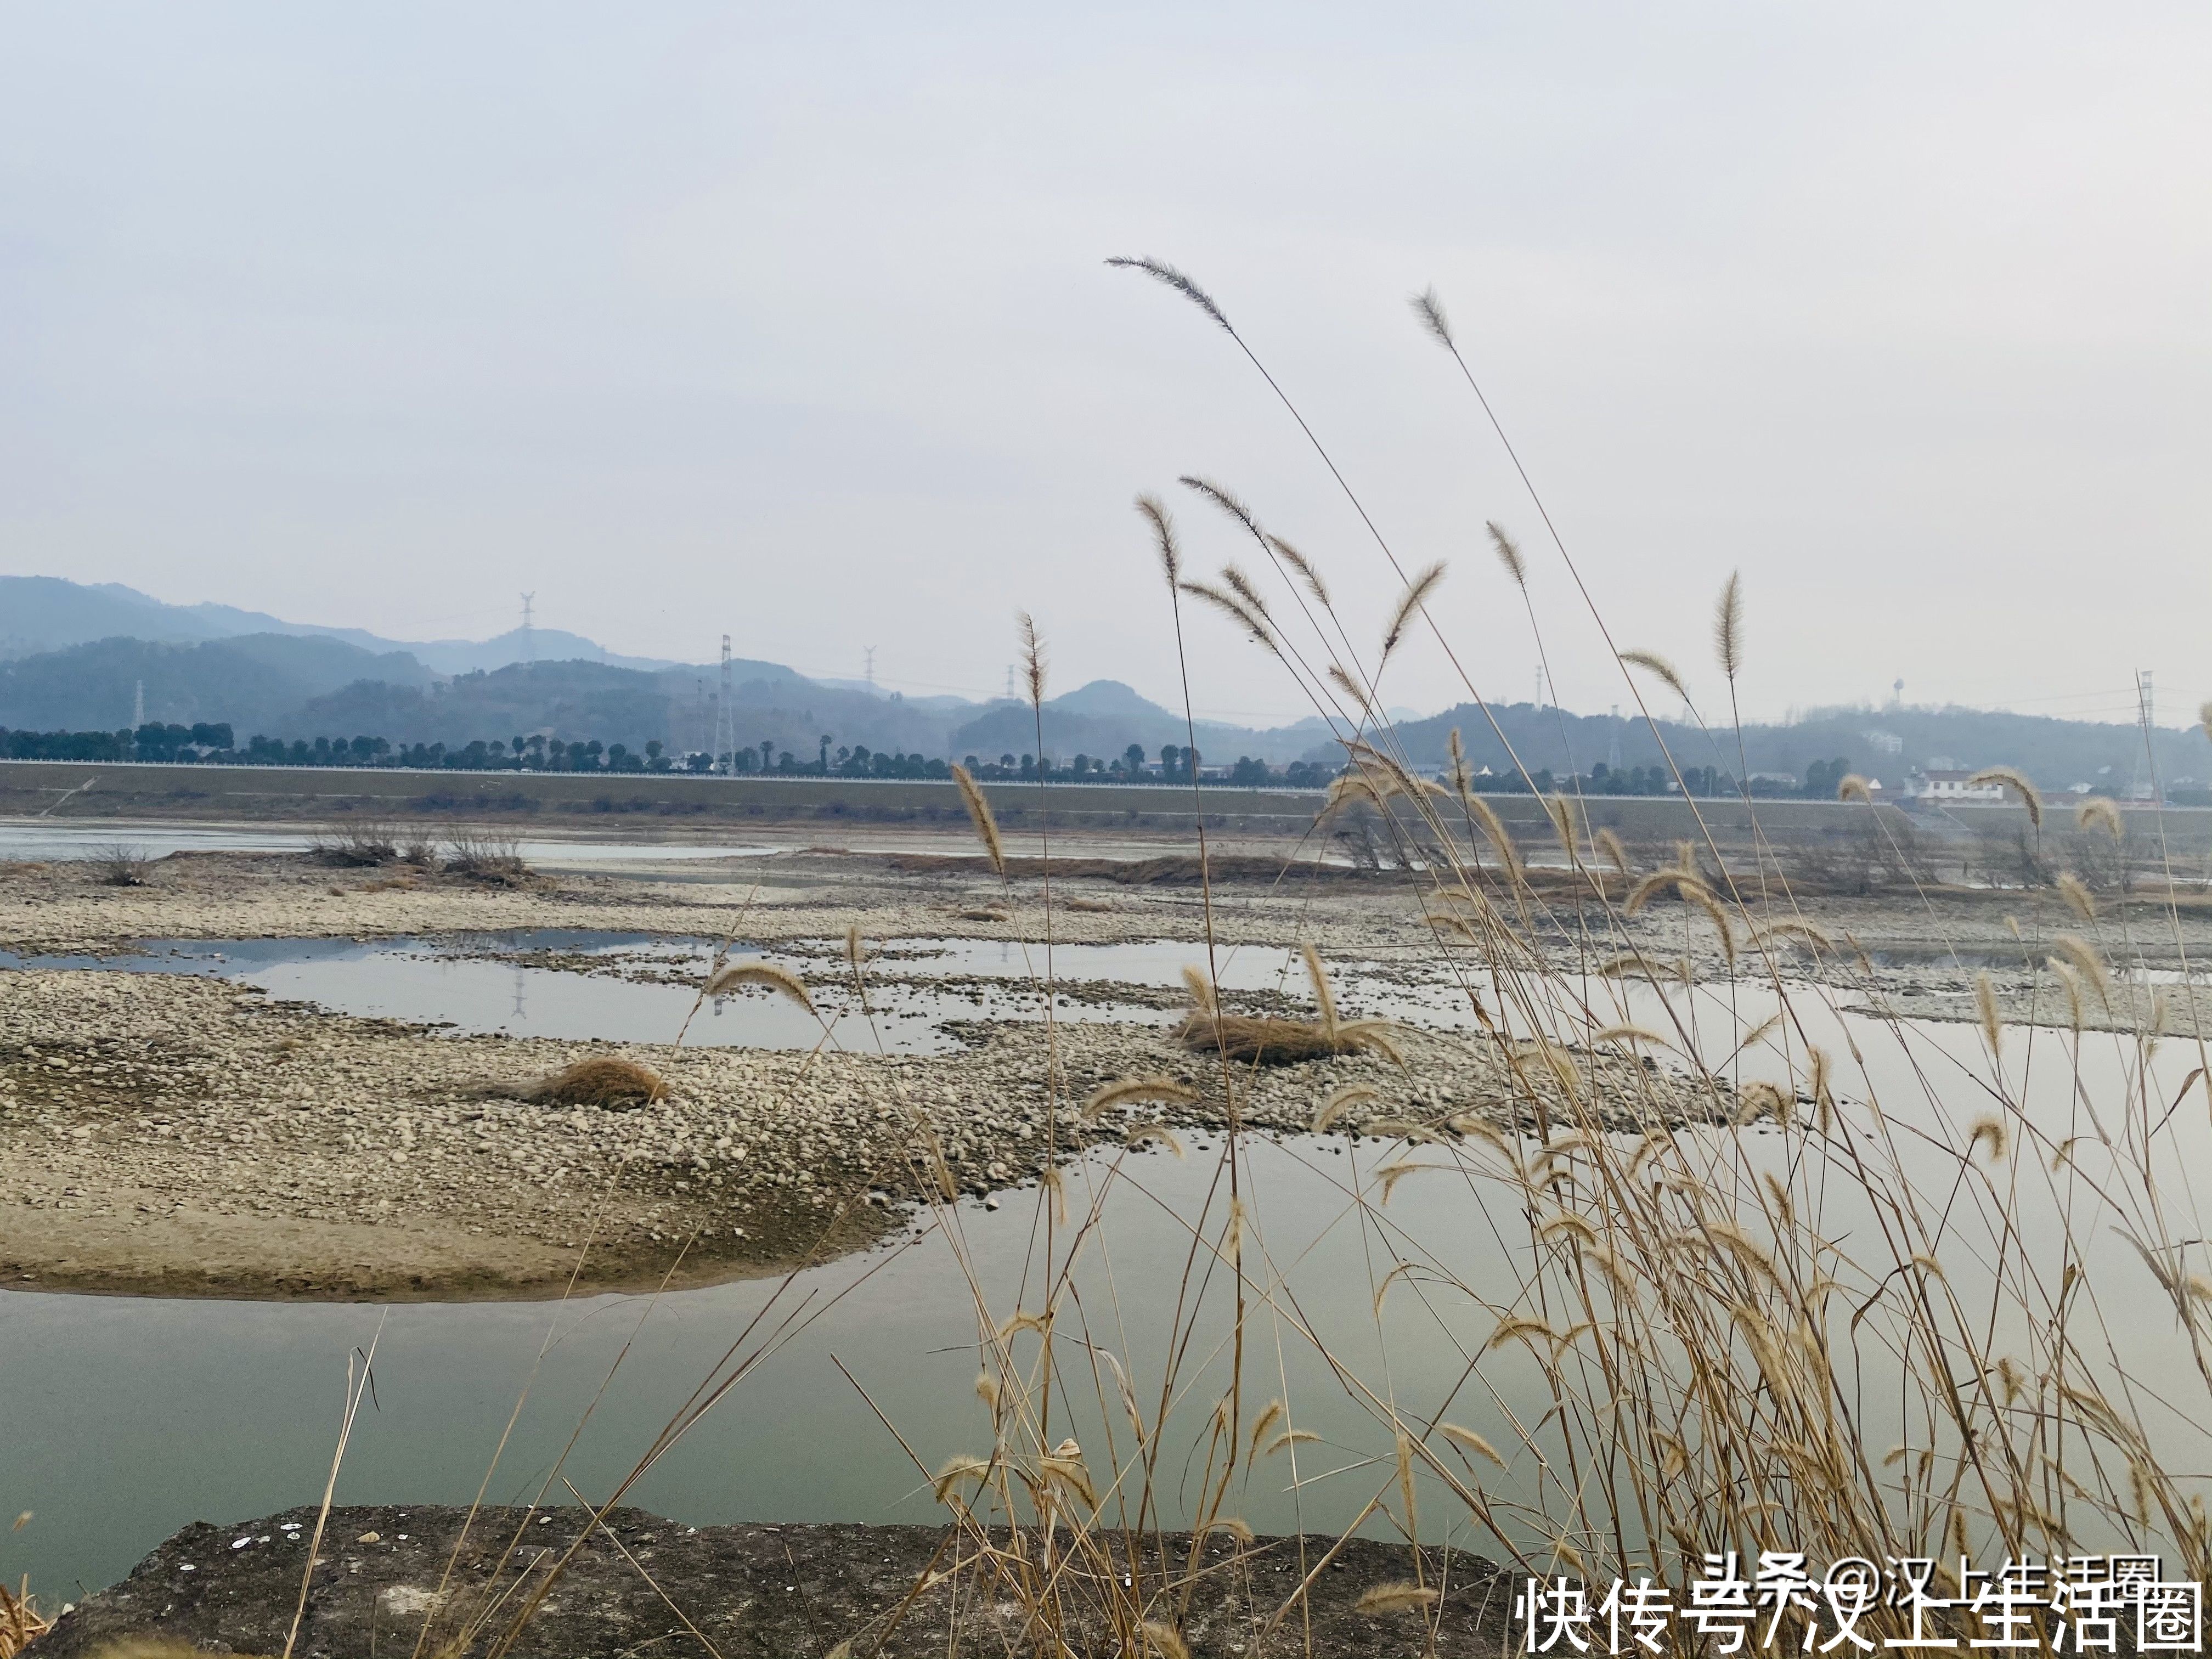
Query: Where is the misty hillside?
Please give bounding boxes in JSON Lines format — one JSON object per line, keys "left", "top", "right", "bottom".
{"left": 1392, "top": 701, "right": 2212, "bottom": 792}
{"left": 948, "top": 681, "right": 1329, "bottom": 765}
{"left": 0, "top": 574, "right": 685, "bottom": 674}
{"left": 0, "top": 635, "right": 438, "bottom": 735}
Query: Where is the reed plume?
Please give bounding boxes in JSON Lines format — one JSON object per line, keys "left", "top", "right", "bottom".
{"left": 1379, "top": 560, "right": 1446, "bottom": 666}
{"left": 948, "top": 762, "right": 1006, "bottom": 876}
{"left": 1714, "top": 571, "right": 1744, "bottom": 681}
{"left": 1105, "top": 255, "right": 1231, "bottom": 331}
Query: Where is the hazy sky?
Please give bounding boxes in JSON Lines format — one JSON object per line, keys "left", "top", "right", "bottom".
{"left": 2, "top": 4, "right": 2204, "bottom": 729}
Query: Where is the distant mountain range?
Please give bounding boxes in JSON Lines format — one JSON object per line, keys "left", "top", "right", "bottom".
{"left": 2, "top": 574, "right": 2204, "bottom": 788}
{"left": 0, "top": 574, "right": 1324, "bottom": 761}
{"left": 0, "top": 575, "right": 684, "bottom": 675}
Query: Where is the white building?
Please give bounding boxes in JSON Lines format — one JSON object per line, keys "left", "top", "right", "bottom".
{"left": 1910, "top": 769, "right": 2005, "bottom": 803}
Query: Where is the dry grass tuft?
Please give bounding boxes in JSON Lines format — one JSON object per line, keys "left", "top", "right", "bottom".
{"left": 1177, "top": 1012, "right": 1400, "bottom": 1066}
{"left": 1063, "top": 895, "right": 1114, "bottom": 913}
{"left": 529, "top": 1057, "right": 667, "bottom": 1108}
{"left": 0, "top": 1576, "right": 53, "bottom": 1659}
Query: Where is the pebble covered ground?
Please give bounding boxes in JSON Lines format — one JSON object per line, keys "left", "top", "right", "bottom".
{"left": 4, "top": 838, "right": 2205, "bottom": 1297}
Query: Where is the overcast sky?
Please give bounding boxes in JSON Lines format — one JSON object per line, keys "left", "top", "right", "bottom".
{"left": 2, "top": 3, "right": 2204, "bottom": 729}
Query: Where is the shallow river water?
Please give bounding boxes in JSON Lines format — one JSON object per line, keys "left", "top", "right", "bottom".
{"left": 6, "top": 948, "right": 2212, "bottom": 1598}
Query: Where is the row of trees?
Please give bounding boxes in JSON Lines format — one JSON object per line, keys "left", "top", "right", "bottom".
{"left": 0, "top": 724, "right": 1768, "bottom": 797}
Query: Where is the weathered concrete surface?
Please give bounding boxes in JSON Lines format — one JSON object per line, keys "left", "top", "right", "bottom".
{"left": 34, "top": 1505, "right": 1516, "bottom": 1657}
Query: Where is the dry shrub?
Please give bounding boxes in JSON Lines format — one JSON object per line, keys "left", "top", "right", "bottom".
{"left": 309, "top": 820, "right": 400, "bottom": 866}
{"left": 1064, "top": 895, "right": 1115, "bottom": 912}
{"left": 442, "top": 831, "right": 528, "bottom": 881}
{"left": 528, "top": 1057, "right": 666, "bottom": 1108}
{"left": 90, "top": 842, "right": 151, "bottom": 887}
{"left": 957, "top": 906, "right": 1011, "bottom": 923}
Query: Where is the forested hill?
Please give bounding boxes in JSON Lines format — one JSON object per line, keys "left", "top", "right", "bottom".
{"left": 1391, "top": 701, "right": 2210, "bottom": 793}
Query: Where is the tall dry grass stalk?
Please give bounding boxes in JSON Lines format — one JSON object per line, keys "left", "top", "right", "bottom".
{"left": 317, "top": 264, "right": 2212, "bottom": 1659}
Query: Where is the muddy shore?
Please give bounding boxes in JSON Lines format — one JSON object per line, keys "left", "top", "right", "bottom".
{"left": 4, "top": 836, "right": 2204, "bottom": 1300}
{"left": 32, "top": 1503, "right": 1515, "bottom": 1658}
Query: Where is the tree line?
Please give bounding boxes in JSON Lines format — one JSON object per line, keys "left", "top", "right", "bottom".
{"left": 0, "top": 724, "right": 1835, "bottom": 800}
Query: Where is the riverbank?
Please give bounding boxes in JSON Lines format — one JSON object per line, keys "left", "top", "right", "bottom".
{"left": 29, "top": 1504, "right": 1514, "bottom": 1657}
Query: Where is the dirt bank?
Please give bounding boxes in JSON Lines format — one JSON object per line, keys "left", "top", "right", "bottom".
{"left": 31, "top": 1503, "right": 1514, "bottom": 1658}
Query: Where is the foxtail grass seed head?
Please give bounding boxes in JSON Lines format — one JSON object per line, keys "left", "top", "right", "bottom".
{"left": 1180, "top": 579, "right": 1279, "bottom": 656}
{"left": 1380, "top": 560, "right": 1446, "bottom": 665}
{"left": 2078, "top": 795, "right": 2124, "bottom": 839}
{"left": 1302, "top": 941, "right": 1340, "bottom": 1035}
{"left": 1968, "top": 1115, "right": 2010, "bottom": 1164}
{"left": 1081, "top": 1075, "right": 1200, "bottom": 1119}
{"left": 1714, "top": 570, "right": 1745, "bottom": 681}
{"left": 1621, "top": 648, "right": 1690, "bottom": 703}
{"left": 1106, "top": 254, "right": 1231, "bottom": 331}
{"left": 1976, "top": 971, "right": 2003, "bottom": 1055}
{"left": 1135, "top": 493, "right": 1181, "bottom": 588}
{"left": 1179, "top": 473, "right": 1264, "bottom": 540}
{"left": 1312, "top": 1081, "right": 1379, "bottom": 1132}
{"left": 1221, "top": 562, "right": 1274, "bottom": 620}
{"left": 704, "top": 962, "right": 817, "bottom": 1017}
{"left": 2202, "top": 698, "right": 2212, "bottom": 743}
{"left": 947, "top": 762, "right": 1006, "bottom": 876}
{"left": 1488, "top": 522, "right": 1528, "bottom": 591}
{"left": 1596, "top": 827, "right": 1631, "bottom": 877}
{"left": 1017, "top": 611, "right": 1047, "bottom": 707}
{"left": 2057, "top": 870, "right": 2096, "bottom": 921}
{"left": 1266, "top": 533, "right": 1330, "bottom": 606}
{"left": 1326, "top": 663, "right": 1375, "bottom": 719}
{"left": 1969, "top": 765, "right": 2042, "bottom": 829}
{"left": 1356, "top": 1582, "right": 1443, "bottom": 1617}
{"left": 1838, "top": 772, "right": 1874, "bottom": 803}
{"left": 2051, "top": 933, "right": 2112, "bottom": 1008}
{"left": 1411, "top": 285, "right": 1454, "bottom": 348}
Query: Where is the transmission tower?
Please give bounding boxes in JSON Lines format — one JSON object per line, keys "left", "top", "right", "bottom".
{"left": 864, "top": 646, "right": 876, "bottom": 692}
{"left": 520, "top": 593, "right": 537, "bottom": 663}
{"left": 2130, "top": 669, "right": 2157, "bottom": 802}
{"left": 132, "top": 679, "right": 145, "bottom": 730}
{"left": 717, "top": 636, "right": 734, "bottom": 774}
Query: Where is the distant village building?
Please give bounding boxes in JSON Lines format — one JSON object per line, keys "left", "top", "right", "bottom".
{"left": 1909, "top": 769, "right": 2005, "bottom": 803}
